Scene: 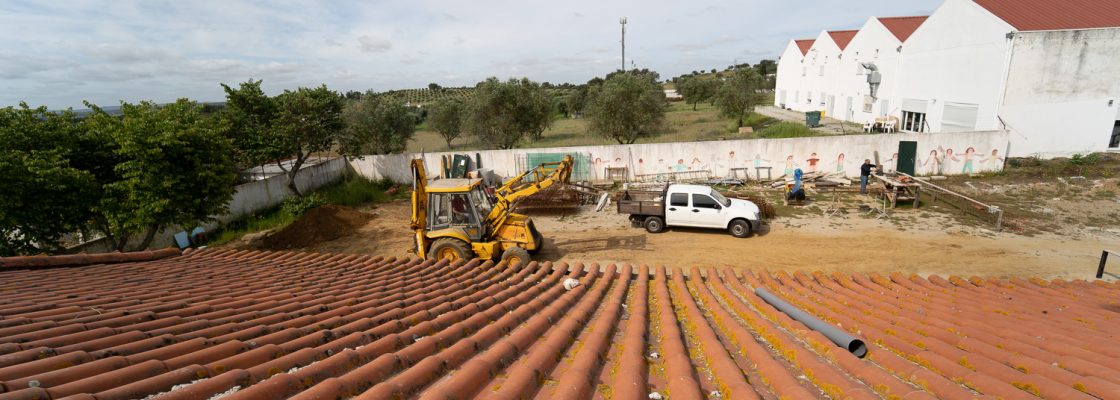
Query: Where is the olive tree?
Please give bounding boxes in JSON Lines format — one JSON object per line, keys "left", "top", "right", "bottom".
{"left": 339, "top": 95, "right": 417, "bottom": 155}
{"left": 427, "top": 98, "right": 465, "bottom": 149}
{"left": 466, "top": 77, "right": 552, "bottom": 149}
{"left": 587, "top": 72, "right": 667, "bottom": 144}
{"left": 269, "top": 85, "right": 345, "bottom": 196}
{"left": 715, "top": 67, "right": 768, "bottom": 128}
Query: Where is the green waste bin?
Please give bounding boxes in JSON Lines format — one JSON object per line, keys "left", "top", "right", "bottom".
{"left": 805, "top": 111, "right": 821, "bottom": 128}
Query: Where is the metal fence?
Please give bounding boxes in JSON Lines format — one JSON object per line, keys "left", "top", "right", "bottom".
{"left": 517, "top": 152, "right": 591, "bottom": 182}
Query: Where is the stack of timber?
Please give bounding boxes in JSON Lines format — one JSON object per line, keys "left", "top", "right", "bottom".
{"left": 768, "top": 171, "right": 852, "bottom": 188}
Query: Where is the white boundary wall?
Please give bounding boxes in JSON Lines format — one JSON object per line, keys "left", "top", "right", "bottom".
{"left": 350, "top": 131, "right": 1010, "bottom": 184}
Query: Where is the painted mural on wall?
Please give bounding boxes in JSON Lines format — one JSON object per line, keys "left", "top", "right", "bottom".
{"left": 348, "top": 131, "right": 1012, "bottom": 184}
{"left": 576, "top": 133, "right": 1008, "bottom": 181}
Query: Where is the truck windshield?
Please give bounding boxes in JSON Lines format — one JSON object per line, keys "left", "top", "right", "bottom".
{"left": 710, "top": 189, "right": 732, "bottom": 207}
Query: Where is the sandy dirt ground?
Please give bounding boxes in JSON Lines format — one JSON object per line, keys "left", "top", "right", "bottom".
{"left": 233, "top": 198, "right": 1120, "bottom": 281}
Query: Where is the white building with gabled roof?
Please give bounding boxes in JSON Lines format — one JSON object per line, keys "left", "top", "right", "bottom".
{"left": 775, "top": 0, "right": 1120, "bottom": 156}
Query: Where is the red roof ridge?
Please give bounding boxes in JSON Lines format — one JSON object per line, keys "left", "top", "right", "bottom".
{"left": 827, "top": 30, "right": 859, "bottom": 50}
{"left": 974, "top": 0, "right": 1120, "bottom": 31}
{"left": 794, "top": 39, "right": 816, "bottom": 55}
{"left": 877, "top": 15, "right": 929, "bottom": 42}
{"left": 0, "top": 247, "right": 182, "bottom": 269}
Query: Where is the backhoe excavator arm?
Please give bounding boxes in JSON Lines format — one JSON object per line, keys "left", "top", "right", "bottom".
{"left": 486, "top": 155, "right": 573, "bottom": 232}
{"left": 410, "top": 158, "right": 429, "bottom": 257}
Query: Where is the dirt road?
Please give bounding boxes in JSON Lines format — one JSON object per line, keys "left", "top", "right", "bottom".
{"left": 244, "top": 199, "right": 1118, "bottom": 280}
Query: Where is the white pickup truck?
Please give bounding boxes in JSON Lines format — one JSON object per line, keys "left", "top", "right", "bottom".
{"left": 617, "top": 184, "right": 762, "bottom": 237}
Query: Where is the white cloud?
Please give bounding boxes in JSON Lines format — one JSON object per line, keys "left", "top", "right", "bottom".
{"left": 357, "top": 35, "right": 392, "bottom": 53}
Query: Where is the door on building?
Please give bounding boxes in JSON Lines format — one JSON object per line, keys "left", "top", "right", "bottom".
{"left": 880, "top": 99, "right": 890, "bottom": 116}
{"left": 845, "top": 97, "right": 853, "bottom": 121}
{"left": 779, "top": 90, "right": 787, "bottom": 108}
{"left": 827, "top": 95, "right": 835, "bottom": 118}
{"left": 1111, "top": 120, "right": 1120, "bottom": 148}
{"left": 897, "top": 141, "right": 918, "bottom": 176}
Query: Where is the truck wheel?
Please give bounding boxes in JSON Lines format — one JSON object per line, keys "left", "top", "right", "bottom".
{"left": 644, "top": 216, "right": 665, "bottom": 233}
{"left": 428, "top": 238, "right": 474, "bottom": 261}
{"left": 501, "top": 246, "right": 531, "bottom": 267}
{"left": 728, "top": 219, "right": 751, "bottom": 238}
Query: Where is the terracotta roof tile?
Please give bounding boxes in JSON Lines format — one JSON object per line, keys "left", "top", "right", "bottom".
{"left": 878, "top": 16, "right": 929, "bottom": 42}
{"left": 1, "top": 249, "right": 1118, "bottom": 399}
{"left": 974, "top": 0, "right": 1120, "bottom": 31}
{"left": 828, "top": 30, "right": 859, "bottom": 50}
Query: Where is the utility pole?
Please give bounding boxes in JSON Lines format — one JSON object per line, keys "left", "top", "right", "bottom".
{"left": 620, "top": 17, "right": 627, "bottom": 72}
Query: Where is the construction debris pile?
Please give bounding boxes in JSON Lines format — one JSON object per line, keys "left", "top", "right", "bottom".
{"left": 514, "top": 183, "right": 601, "bottom": 213}
{"left": 768, "top": 171, "right": 853, "bottom": 189}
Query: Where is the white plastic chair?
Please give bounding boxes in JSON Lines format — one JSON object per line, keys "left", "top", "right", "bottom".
{"left": 862, "top": 121, "right": 874, "bottom": 133}
{"left": 883, "top": 121, "right": 896, "bottom": 133}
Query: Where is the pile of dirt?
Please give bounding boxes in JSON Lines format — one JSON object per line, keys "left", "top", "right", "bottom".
{"left": 262, "top": 205, "right": 374, "bottom": 249}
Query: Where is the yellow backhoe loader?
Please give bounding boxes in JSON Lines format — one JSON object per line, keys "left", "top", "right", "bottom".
{"left": 410, "top": 155, "right": 573, "bottom": 265}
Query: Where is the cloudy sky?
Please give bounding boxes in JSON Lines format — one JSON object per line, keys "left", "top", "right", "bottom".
{"left": 1, "top": 0, "right": 941, "bottom": 109}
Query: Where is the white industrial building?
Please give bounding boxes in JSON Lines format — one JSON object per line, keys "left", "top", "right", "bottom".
{"left": 775, "top": 0, "right": 1120, "bottom": 156}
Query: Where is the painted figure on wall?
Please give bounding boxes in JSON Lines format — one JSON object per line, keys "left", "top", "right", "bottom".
{"left": 806, "top": 152, "right": 821, "bottom": 172}
{"left": 942, "top": 148, "right": 959, "bottom": 175}
{"left": 961, "top": 147, "right": 976, "bottom": 174}
{"left": 833, "top": 153, "right": 847, "bottom": 176}
{"left": 637, "top": 158, "right": 645, "bottom": 175}
{"left": 752, "top": 153, "right": 770, "bottom": 168}
{"left": 689, "top": 157, "right": 704, "bottom": 172}
{"left": 593, "top": 157, "right": 604, "bottom": 179}
{"left": 672, "top": 159, "right": 688, "bottom": 172}
{"left": 784, "top": 155, "right": 798, "bottom": 176}
{"left": 982, "top": 149, "right": 1004, "bottom": 165}
{"left": 922, "top": 150, "right": 941, "bottom": 175}
{"left": 881, "top": 153, "right": 898, "bottom": 173}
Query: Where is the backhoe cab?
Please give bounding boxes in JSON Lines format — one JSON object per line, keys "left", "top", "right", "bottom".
{"left": 410, "top": 155, "right": 571, "bottom": 266}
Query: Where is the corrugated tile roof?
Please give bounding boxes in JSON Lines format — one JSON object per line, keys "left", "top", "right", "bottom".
{"left": 828, "top": 30, "right": 859, "bottom": 51}
{"left": 974, "top": 0, "right": 1120, "bottom": 31}
{"left": 795, "top": 39, "right": 815, "bottom": 55}
{"left": 1, "top": 249, "right": 1119, "bottom": 399}
{"left": 877, "top": 16, "right": 930, "bottom": 42}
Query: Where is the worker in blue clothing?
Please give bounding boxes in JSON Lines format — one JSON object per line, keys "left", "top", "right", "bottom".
{"left": 860, "top": 159, "right": 874, "bottom": 195}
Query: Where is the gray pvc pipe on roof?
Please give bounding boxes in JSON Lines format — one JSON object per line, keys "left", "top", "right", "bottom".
{"left": 755, "top": 287, "right": 868, "bottom": 358}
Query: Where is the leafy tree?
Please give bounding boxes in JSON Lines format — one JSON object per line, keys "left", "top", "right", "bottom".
{"left": 606, "top": 68, "right": 661, "bottom": 84}
{"left": 567, "top": 85, "right": 592, "bottom": 117}
{"left": 270, "top": 85, "right": 346, "bottom": 196}
{"left": 427, "top": 98, "right": 466, "bottom": 148}
{"left": 466, "top": 77, "right": 552, "bottom": 149}
{"left": 428, "top": 82, "right": 442, "bottom": 91}
{"left": 84, "top": 99, "right": 238, "bottom": 251}
{"left": 219, "top": 79, "right": 276, "bottom": 169}
{"left": 587, "top": 73, "right": 667, "bottom": 144}
{"left": 340, "top": 96, "right": 417, "bottom": 155}
{"left": 0, "top": 104, "right": 99, "bottom": 255}
{"left": 715, "top": 67, "right": 768, "bottom": 128}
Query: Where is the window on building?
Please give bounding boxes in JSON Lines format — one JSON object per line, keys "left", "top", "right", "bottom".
{"left": 806, "top": 91, "right": 812, "bottom": 104}
{"left": 801, "top": 66, "right": 806, "bottom": 76}
{"left": 863, "top": 96, "right": 873, "bottom": 113}
{"left": 874, "top": 49, "right": 880, "bottom": 59}
{"left": 942, "top": 103, "right": 980, "bottom": 132}
{"left": 819, "top": 65, "right": 825, "bottom": 76}
{"left": 901, "top": 111, "right": 927, "bottom": 132}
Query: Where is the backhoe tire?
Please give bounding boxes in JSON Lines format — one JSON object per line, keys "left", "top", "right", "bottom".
{"left": 428, "top": 238, "right": 474, "bottom": 262}
{"left": 728, "top": 219, "right": 751, "bottom": 238}
{"left": 644, "top": 216, "right": 665, "bottom": 233}
{"left": 501, "top": 246, "right": 531, "bottom": 267}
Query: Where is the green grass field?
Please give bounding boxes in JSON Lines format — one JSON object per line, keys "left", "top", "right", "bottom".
{"left": 406, "top": 102, "right": 784, "bottom": 152}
